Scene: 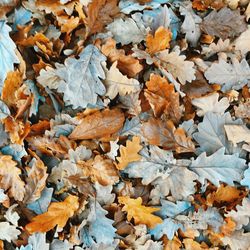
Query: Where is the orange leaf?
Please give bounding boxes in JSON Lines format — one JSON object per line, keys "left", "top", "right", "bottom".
{"left": 118, "top": 196, "right": 162, "bottom": 229}
{"left": 144, "top": 74, "right": 181, "bottom": 123}
{"left": 141, "top": 118, "right": 195, "bottom": 153}
{"left": 25, "top": 195, "right": 79, "bottom": 234}
{"left": 146, "top": 26, "right": 172, "bottom": 54}
{"left": 69, "top": 109, "right": 125, "bottom": 140}
{"left": 116, "top": 136, "right": 142, "bottom": 170}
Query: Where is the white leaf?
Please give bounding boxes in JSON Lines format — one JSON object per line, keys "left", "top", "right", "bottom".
{"left": 245, "top": 3, "right": 250, "bottom": 21}
{"left": 235, "top": 27, "right": 250, "bottom": 56}
{"left": 0, "top": 189, "right": 8, "bottom": 203}
{"left": 107, "top": 139, "right": 119, "bottom": 160}
{"left": 4, "top": 204, "right": 19, "bottom": 226}
{"left": 94, "top": 183, "right": 115, "bottom": 205}
{"left": 0, "top": 222, "right": 20, "bottom": 242}
{"left": 224, "top": 124, "right": 250, "bottom": 146}
{"left": 222, "top": 230, "right": 250, "bottom": 250}
{"left": 103, "top": 61, "right": 140, "bottom": 100}
{"left": 191, "top": 93, "right": 230, "bottom": 116}
{"left": 201, "top": 39, "right": 231, "bottom": 57}
{"left": 204, "top": 58, "right": 250, "bottom": 92}
{"left": 226, "top": 197, "right": 250, "bottom": 229}
{"left": 28, "top": 233, "right": 49, "bottom": 250}
{"left": 156, "top": 50, "right": 196, "bottom": 84}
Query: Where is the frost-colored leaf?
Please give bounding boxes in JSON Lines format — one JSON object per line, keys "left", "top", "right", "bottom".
{"left": 180, "top": 3, "right": 202, "bottom": 46}
{"left": 222, "top": 230, "right": 250, "bottom": 250}
{"left": 201, "top": 7, "right": 247, "bottom": 39}
{"left": 69, "top": 109, "right": 125, "bottom": 140}
{"left": 118, "top": 91, "right": 141, "bottom": 116}
{"left": 202, "top": 38, "right": 232, "bottom": 57}
{"left": 0, "top": 222, "right": 20, "bottom": 242}
{"left": 107, "top": 15, "right": 148, "bottom": 45}
{"left": 241, "top": 164, "right": 250, "bottom": 188}
{"left": 193, "top": 112, "right": 242, "bottom": 154}
{"left": 235, "top": 27, "right": 250, "bottom": 56}
{"left": 118, "top": 196, "right": 162, "bottom": 229}
{"left": 94, "top": 183, "right": 115, "bottom": 205}
{"left": 4, "top": 204, "right": 19, "bottom": 226}
{"left": 0, "top": 21, "right": 19, "bottom": 92}
{"left": 245, "top": 2, "right": 250, "bottom": 21}
{"left": 0, "top": 189, "right": 8, "bottom": 203}
{"left": 103, "top": 61, "right": 140, "bottom": 100}
{"left": 191, "top": 93, "right": 230, "bottom": 117}
{"left": 224, "top": 124, "right": 250, "bottom": 146}
{"left": 37, "top": 66, "right": 62, "bottom": 89}
{"left": 156, "top": 50, "right": 196, "bottom": 84}
{"left": 50, "top": 239, "right": 72, "bottom": 250}
{"left": 204, "top": 58, "right": 250, "bottom": 92}
{"left": 26, "top": 233, "right": 49, "bottom": 250}
{"left": 116, "top": 136, "right": 142, "bottom": 170}
{"left": 190, "top": 147, "right": 246, "bottom": 186}
{"left": 107, "top": 139, "right": 119, "bottom": 160}
{"left": 24, "top": 158, "right": 48, "bottom": 204}
{"left": 0, "top": 154, "right": 25, "bottom": 201}
{"left": 25, "top": 195, "right": 79, "bottom": 234}
{"left": 226, "top": 197, "right": 250, "bottom": 229}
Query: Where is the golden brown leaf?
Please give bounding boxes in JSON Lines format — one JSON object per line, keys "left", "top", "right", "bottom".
{"left": 69, "top": 109, "right": 125, "bottom": 140}
{"left": 116, "top": 136, "right": 142, "bottom": 170}
{"left": 144, "top": 74, "right": 181, "bottom": 123}
{"left": 101, "top": 38, "right": 143, "bottom": 77}
{"left": 86, "top": 0, "right": 119, "bottom": 36}
{"left": 25, "top": 195, "right": 79, "bottom": 234}
{"left": 146, "top": 27, "right": 172, "bottom": 54}
{"left": 164, "top": 236, "right": 182, "bottom": 250}
{"left": 118, "top": 196, "right": 162, "bottom": 229}
{"left": 141, "top": 118, "right": 195, "bottom": 153}
{"left": 0, "top": 154, "right": 25, "bottom": 201}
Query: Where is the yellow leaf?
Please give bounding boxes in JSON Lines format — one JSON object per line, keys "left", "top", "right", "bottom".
{"left": 146, "top": 26, "right": 172, "bottom": 54}
{"left": 118, "top": 196, "right": 162, "bottom": 229}
{"left": 25, "top": 195, "right": 79, "bottom": 234}
{"left": 116, "top": 136, "right": 142, "bottom": 170}
{"left": 0, "top": 154, "right": 25, "bottom": 201}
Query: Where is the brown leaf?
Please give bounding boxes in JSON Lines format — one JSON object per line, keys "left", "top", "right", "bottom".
{"left": 146, "top": 27, "right": 172, "bottom": 54}
{"left": 0, "top": 154, "right": 25, "bottom": 201}
{"left": 86, "top": 0, "right": 119, "bottom": 36}
{"left": 201, "top": 7, "right": 247, "bottom": 40}
{"left": 116, "top": 136, "right": 142, "bottom": 170}
{"left": 69, "top": 109, "right": 125, "bottom": 140}
{"left": 25, "top": 195, "right": 79, "bottom": 234}
{"left": 24, "top": 158, "right": 48, "bottom": 204}
{"left": 144, "top": 74, "right": 181, "bottom": 123}
{"left": 141, "top": 118, "right": 195, "bottom": 153}
{"left": 101, "top": 38, "right": 143, "bottom": 77}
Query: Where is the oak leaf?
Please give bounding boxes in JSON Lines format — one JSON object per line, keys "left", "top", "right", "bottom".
{"left": 25, "top": 195, "right": 79, "bottom": 234}
{"left": 144, "top": 74, "right": 181, "bottom": 123}
{"left": 69, "top": 109, "right": 125, "bottom": 140}
{"left": 146, "top": 26, "right": 172, "bottom": 54}
{"left": 118, "top": 196, "right": 162, "bottom": 229}
{"left": 116, "top": 136, "right": 142, "bottom": 170}
{"left": 0, "top": 154, "right": 25, "bottom": 201}
{"left": 141, "top": 118, "right": 195, "bottom": 153}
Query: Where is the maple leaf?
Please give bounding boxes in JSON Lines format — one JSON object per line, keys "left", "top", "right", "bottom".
{"left": 103, "top": 61, "right": 141, "bottom": 100}
{"left": 146, "top": 26, "right": 172, "bottom": 54}
{"left": 116, "top": 136, "right": 142, "bottom": 170}
{"left": 141, "top": 118, "right": 195, "bottom": 153}
{"left": 118, "top": 196, "right": 162, "bottom": 229}
{"left": 201, "top": 7, "right": 247, "bottom": 39}
{"left": 86, "top": 0, "right": 119, "bottom": 36}
{"left": 0, "top": 154, "right": 25, "bottom": 201}
{"left": 24, "top": 158, "right": 48, "bottom": 204}
{"left": 144, "top": 74, "right": 181, "bottom": 123}
{"left": 204, "top": 58, "right": 250, "bottom": 92}
{"left": 0, "top": 21, "right": 19, "bottom": 92}
{"left": 25, "top": 195, "right": 79, "bottom": 234}
{"left": 69, "top": 109, "right": 125, "bottom": 140}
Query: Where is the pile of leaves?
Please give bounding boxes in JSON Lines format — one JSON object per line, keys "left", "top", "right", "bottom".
{"left": 0, "top": 0, "right": 250, "bottom": 249}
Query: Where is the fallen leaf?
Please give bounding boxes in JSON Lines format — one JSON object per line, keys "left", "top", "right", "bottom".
{"left": 25, "top": 194, "right": 79, "bottom": 234}
{"left": 69, "top": 109, "right": 125, "bottom": 140}
{"left": 118, "top": 196, "right": 162, "bottom": 229}
{"left": 116, "top": 136, "right": 142, "bottom": 170}
{"left": 224, "top": 124, "right": 250, "bottom": 146}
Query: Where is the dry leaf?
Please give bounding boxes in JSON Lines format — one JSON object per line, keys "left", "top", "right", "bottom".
{"left": 118, "top": 196, "right": 162, "bottom": 229}
{"left": 116, "top": 136, "right": 142, "bottom": 170}
{"left": 224, "top": 124, "right": 250, "bottom": 146}
{"left": 69, "top": 109, "right": 125, "bottom": 140}
{"left": 146, "top": 26, "right": 172, "bottom": 54}
{"left": 141, "top": 118, "right": 195, "bottom": 153}
{"left": 25, "top": 194, "right": 79, "bottom": 234}
{"left": 0, "top": 154, "right": 25, "bottom": 201}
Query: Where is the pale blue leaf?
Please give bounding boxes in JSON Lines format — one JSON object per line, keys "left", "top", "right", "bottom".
{"left": 0, "top": 21, "right": 19, "bottom": 92}
{"left": 17, "top": 233, "right": 49, "bottom": 250}
{"left": 17, "top": 245, "right": 32, "bottom": 250}
{"left": 0, "top": 123, "right": 8, "bottom": 147}
{"left": 13, "top": 6, "right": 32, "bottom": 30}
{"left": 52, "top": 124, "right": 75, "bottom": 137}
{"left": 149, "top": 218, "right": 184, "bottom": 240}
{"left": 51, "top": 239, "right": 71, "bottom": 250}
{"left": 0, "top": 100, "right": 11, "bottom": 120}
{"left": 119, "top": 116, "right": 141, "bottom": 136}
{"left": 190, "top": 147, "right": 246, "bottom": 186}
{"left": 241, "top": 164, "right": 250, "bottom": 188}
{"left": 1, "top": 144, "right": 27, "bottom": 162}
{"left": 27, "top": 187, "right": 53, "bottom": 214}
